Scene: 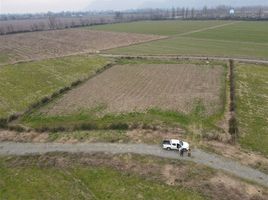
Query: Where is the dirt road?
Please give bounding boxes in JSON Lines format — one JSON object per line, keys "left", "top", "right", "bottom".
{"left": 0, "top": 142, "right": 267, "bottom": 187}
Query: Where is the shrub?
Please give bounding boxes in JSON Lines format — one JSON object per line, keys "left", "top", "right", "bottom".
{"left": 130, "top": 122, "right": 139, "bottom": 129}
{"left": 8, "top": 125, "right": 25, "bottom": 132}
{"left": 30, "top": 101, "right": 41, "bottom": 109}
{"left": 71, "top": 80, "right": 82, "bottom": 87}
{"left": 51, "top": 126, "right": 67, "bottom": 132}
{"left": 8, "top": 113, "right": 20, "bottom": 122}
{"left": 142, "top": 123, "right": 151, "bottom": 129}
{"left": 229, "top": 59, "right": 236, "bottom": 112}
{"left": 51, "top": 91, "right": 60, "bottom": 98}
{"left": 59, "top": 86, "right": 70, "bottom": 94}
{"left": 35, "top": 126, "right": 49, "bottom": 133}
{"left": 0, "top": 118, "right": 7, "bottom": 128}
{"left": 41, "top": 96, "right": 50, "bottom": 104}
{"left": 79, "top": 123, "right": 97, "bottom": 130}
{"left": 109, "top": 123, "right": 129, "bottom": 130}
{"left": 229, "top": 116, "right": 238, "bottom": 144}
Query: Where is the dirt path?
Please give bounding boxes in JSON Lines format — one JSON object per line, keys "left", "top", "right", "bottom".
{"left": 0, "top": 142, "right": 267, "bottom": 187}
{"left": 173, "top": 21, "right": 240, "bottom": 37}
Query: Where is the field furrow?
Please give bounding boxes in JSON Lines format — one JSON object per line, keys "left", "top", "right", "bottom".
{"left": 42, "top": 64, "right": 224, "bottom": 116}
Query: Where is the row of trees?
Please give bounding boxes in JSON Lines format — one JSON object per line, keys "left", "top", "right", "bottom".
{"left": 1, "top": 6, "right": 268, "bottom": 35}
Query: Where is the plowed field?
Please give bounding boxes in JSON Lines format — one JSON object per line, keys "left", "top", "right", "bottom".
{"left": 0, "top": 29, "right": 164, "bottom": 64}
{"left": 43, "top": 64, "right": 224, "bottom": 115}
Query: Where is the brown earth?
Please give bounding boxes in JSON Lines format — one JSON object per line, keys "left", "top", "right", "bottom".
{"left": 42, "top": 64, "right": 224, "bottom": 115}
{"left": 5, "top": 153, "right": 267, "bottom": 200}
{"left": 0, "top": 29, "right": 164, "bottom": 64}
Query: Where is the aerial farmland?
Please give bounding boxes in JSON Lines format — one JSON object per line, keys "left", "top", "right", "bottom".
{"left": 0, "top": 2, "right": 268, "bottom": 200}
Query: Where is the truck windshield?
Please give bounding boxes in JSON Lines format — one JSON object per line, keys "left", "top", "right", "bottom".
{"left": 163, "top": 140, "right": 170, "bottom": 144}
{"left": 180, "top": 141, "right": 183, "bottom": 146}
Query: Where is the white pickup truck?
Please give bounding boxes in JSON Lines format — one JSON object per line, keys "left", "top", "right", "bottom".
{"left": 162, "top": 139, "right": 190, "bottom": 152}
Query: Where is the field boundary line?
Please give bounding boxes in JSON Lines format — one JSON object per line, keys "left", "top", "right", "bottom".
{"left": 100, "top": 54, "right": 268, "bottom": 65}
{"left": 173, "top": 36, "right": 268, "bottom": 46}
{"left": 0, "top": 142, "right": 267, "bottom": 187}
{"left": 172, "top": 21, "right": 240, "bottom": 38}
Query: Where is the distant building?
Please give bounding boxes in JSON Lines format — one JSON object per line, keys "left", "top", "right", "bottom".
{"left": 229, "top": 9, "right": 235, "bottom": 15}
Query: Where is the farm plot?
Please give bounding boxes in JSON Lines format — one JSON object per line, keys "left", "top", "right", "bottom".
{"left": 0, "top": 55, "right": 110, "bottom": 118}
{"left": 0, "top": 29, "right": 164, "bottom": 64}
{"left": 104, "top": 21, "right": 268, "bottom": 59}
{"left": 236, "top": 63, "right": 268, "bottom": 156}
{"left": 42, "top": 64, "right": 224, "bottom": 116}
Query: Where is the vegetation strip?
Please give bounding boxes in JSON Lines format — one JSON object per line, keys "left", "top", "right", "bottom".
{"left": 228, "top": 59, "right": 238, "bottom": 143}
{"left": 101, "top": 54, "right": 268, "bottom": 64}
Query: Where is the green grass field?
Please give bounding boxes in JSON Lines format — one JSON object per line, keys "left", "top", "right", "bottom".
{"left": 106, "top": 36, "right": 268, "bottom": 59}
{"left": 0, "top": 156, "right": 204, "bottom": 200}
{"left": 91, "top": 20, "right": 228, "bottom": 35}
{"left": 0, "top": 55, "right": 111, "bottom": 118}
{"left": 236, "top": 63, "right": 268, "bottom": 156}
{"left": 187, "top": 21, "right": 268, "bottom": 43}
{"left": 95, "top": 20, "right": 268, "bottom": 59}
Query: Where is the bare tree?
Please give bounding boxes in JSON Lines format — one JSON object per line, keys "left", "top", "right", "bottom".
{"left": 0, "top": 27, "right": 6, "bottom": 35}
{"left": 185, "top": 8, "right": 189, "bottom": 19}
{"left": 258, "top": 8, "right": 263, "bottom": 19}
{"left": 7, "top": 24, "right": 14, "bottom": 33}
{"left": 202, "top": 6, "right": 208, "bottom": 18}
{"left": 191, "top": 8, "right": 195, "bottom": 19}
{"left": 115, "top": 12, "right": 123, "bottom": 21}
{"left": 172, "top": 7, "right": 176, "bottom": 19}
{"left": 30, "top": 23, "right": 39, "bottom": 31}
{"left": 182, "top": 8, "right": 185, "bottom": 19}
{"left": 48, "top": 16, "right": 57, "bottom": 29}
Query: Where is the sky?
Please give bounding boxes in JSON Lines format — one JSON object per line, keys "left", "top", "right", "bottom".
{"left": 0, "top": 0, "right": 93, "bottom": 14}
{"left": 1, "top": 0, "right": 268, "bottom": 14}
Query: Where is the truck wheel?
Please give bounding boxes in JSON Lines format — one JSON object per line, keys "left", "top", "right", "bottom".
{"left": 167, "top": 147, "right": 171, "bottom": 151}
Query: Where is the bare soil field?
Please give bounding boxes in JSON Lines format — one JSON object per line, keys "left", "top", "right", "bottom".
{"left": 43, "top": 64, "right": 224, "bottom": 115}
{"left": 0, "top": 29, "right": 164, "bottom": 64}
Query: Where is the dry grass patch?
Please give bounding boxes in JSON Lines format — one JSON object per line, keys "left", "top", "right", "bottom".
{"left": 0, "top": 29, "right": 164, "bottom": 64}
{"left": 43, "top": 64, "right": 224, "bottom": 116}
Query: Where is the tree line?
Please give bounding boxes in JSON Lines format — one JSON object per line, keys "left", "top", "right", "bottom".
{"left": 1, "top": 6, "right": 268, "bottom": 35}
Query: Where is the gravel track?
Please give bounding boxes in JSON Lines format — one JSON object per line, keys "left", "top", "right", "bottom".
{"left": 0, "top": 142, "right": 267, "bottom": 187}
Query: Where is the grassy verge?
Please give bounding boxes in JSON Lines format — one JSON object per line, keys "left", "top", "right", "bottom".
{"left": 47, "top": 130, "right": 130, "bottom": 143}
{"left": 0, "top": 55, "right": 111, "bottom": 119}
{"left": 236, "top": 63, "right": 268, "bottom": 156}
{"left": 116, "top": 56, "right": 226, "bottom": 66}
{"left": 0, "top": 155, "right": 205, "bottom": 200}
{"left": 22, "top": 103, "right": 224, "bottom": 140}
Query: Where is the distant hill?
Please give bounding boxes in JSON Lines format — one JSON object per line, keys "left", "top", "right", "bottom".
{"left": 87, "top": 0, "right": 268, "bottom": 11}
